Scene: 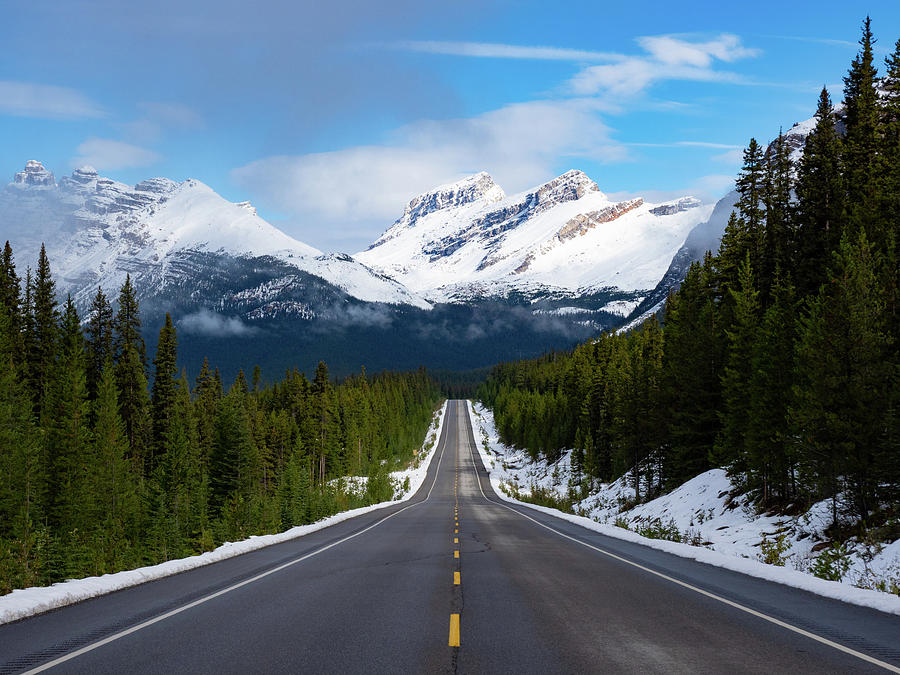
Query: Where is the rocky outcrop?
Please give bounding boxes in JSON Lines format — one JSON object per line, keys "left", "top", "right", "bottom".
{"left": 649, "top": 197, "right": 701, "bottom": 216}
{"left": 557, "top": 198, "right": 643, "bottom": 242}
{"left": 13, "top": 160, "right": 55, "bottom": 187}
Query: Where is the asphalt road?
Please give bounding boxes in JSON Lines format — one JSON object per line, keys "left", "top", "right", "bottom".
{"left": 1, "top": 400, "right": 898, "bottom": 674}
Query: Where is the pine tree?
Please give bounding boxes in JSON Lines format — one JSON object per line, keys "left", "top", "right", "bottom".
{"left": 85, "top": 287, "right": 114, "bottom": 401}
{"left": 795, "top": 87, "right": 844, "bottom": 299}
{"left": 841, "top": 17, "right": 880, "bottom": 240}
{"left": 113, "top": 274, "right": 145, "bottom": 368}
{"left": 43, "top": 298, "right": 92, "bottom": 577}
{"left": 27, "top": 245, "right": 58, "bottom": 417}
{"left": 116, "top": 343, "right": 151, "bottom": 471}
{"left": 0, "top": 241, "right": 22, "bottom": 360}
{"left": 91, "top": 361, "right": 140, "bottom": 571}
{"left": 745, "top": 276, "right": 797, "bottom": 506}
{"left": 761, "top": 131, "right": 794, "bottom": 303}
{"left": 791, "top": 230, "right": 893, "bottom": 529}
{"left": 713, "top": 255, "right": 760, "bottom": 474}
{"left": 151, "top": 313, "right": 178, "bottom": 468}
{"left": 0, "top": 305, "right": 44, "bottom": 591}
{"left": 734, "top": 138, "right": 766, "bottom": 278}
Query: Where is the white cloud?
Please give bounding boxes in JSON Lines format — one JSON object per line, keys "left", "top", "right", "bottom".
{"left": 233, "top": 99, "right": 624, "bottom": 238}
{"left": 711, "top": 148, "right": 744, "bottom": 164}
{"left": 570, "top": 33, "right": 758, "bottom": 97}
{"left": 0, "top": 81, "right": 105, "bottom": 119}
{"left": 73, "top": 138, "right": 161, "bottom": 170}
{"left": 638, "top": 34, "right": 760, "bottom": 67}
{"left": 178, "top": 309, "right": 258, "bottom": 337}
{"left": 393, "top": 41, "right": 623, "bottom": 62}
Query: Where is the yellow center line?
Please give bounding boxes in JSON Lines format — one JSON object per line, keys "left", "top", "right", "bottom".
{"left": 454, "top": 550, "right": 459, "bottom": 559}
{"left": 454, "top": 571, "right": 460, "bottom": 585}
{"left": 449, "top": 614, "right": 460, "bottom": 647}
{"left": 454, "top": 528, "right": 458, "bottom": 533}
{"left": 454, "top": 537, "right": 459, "bottom": 544}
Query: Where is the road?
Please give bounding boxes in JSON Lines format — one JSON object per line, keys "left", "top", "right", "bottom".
{"left": 1, "top": 400, "right": 898, "bottom": 673}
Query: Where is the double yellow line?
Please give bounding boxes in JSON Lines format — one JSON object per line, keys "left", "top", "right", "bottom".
{"left": 450, "top": 428, "right": 461, "bottom": 648}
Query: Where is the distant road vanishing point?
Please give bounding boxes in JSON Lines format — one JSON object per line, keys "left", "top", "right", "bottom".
{"left": 1, "top": 401, "right": 898, "bottom": 674}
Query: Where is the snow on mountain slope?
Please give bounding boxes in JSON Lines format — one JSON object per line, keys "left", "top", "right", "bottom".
{"left": 356, "top": 170, "right": 712, "bottom": 303}
{"left": 0, "top": 162, "right": 428, "bottom": 309}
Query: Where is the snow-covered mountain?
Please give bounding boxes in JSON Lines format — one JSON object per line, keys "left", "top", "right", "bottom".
{"left": 355, "top": 170, "right": 713, "bottom": 308}
{"left": 0, "top": 162, "right": 429, "bottom": 314}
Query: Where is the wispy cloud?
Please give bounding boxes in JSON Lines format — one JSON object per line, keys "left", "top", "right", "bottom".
{"left": 0, "top": 81, "right": 106, "bottom": 120}
{"left": 628, "top": 141, "right": 744, "bottom": 149}
{"left": 73, "top": 138, "right": 161, "bottom": 170}
{"left": 233, "top": 99, "right": 623, "bottom": 246}
{"left": 123, "top": 102, "right": 204, "bottom": 143}
{"left": 392, "top": 40, "right": 624, "bottom": 62}
{"left": 764, "top": 35, "right": 856, "bottom": 49}
{"left": 570, "top": 33, "right": 760, "bottom": 97}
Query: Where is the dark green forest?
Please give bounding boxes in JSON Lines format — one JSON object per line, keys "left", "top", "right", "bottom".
{"left": 0, "top": 247, "right": 440, "bottom": 594}
{"left": 479, "top": 20, "right": 899, "bottom": 539}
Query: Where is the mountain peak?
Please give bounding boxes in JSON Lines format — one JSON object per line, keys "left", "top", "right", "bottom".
{"left": 368, "top": 171, "right": 505, "bottom": 249}
{"left": 12, "top": 160, "right": 55, "bottom": 188}
{"left": 530, "top": 169, "right": 602, "bottom": 203}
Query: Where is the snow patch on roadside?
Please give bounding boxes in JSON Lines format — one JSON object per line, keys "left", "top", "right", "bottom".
{"left": 466, "top": 401, "right": 900, "bottom": 616}
{"left": 0, "top": 402, "right": 449, "bottom": 626}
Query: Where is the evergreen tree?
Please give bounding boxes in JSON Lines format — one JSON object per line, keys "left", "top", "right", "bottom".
{"left": 113, "top": 274, "right": 145, "bottom": 368}
{"left": 27, "top": 245, "right": 58, "bottom": 417}
{"left": 151, "top": 313, "right": 178, "bottom": 467}
{"left": 841, "top": 17, "right": 880, "bottom": 239}
{"left": 734, "top": 138, "right": 766, "bottom": 277}
{"left": 0, "top": 305, "right": 44, "bottom": 591}
{"left": 761, "top": 131, "right": 794, "bottom": 302}
{"left": 745, "top": 276, "right": 797, "bottom": 506}
{"left": 713, "top": 256, "right": 760, "bottom": 474}
{"left": 791, "top": 230, "right": 893, "bottom": 529}
{"left": 91, "top": 361, "right": 140, "bottom": 570}
{"left": 85, "top": 287, "right": 114, "bottom": 401}
{"left": 0, "top": 241, "right": 22, "bottom": 359}
{"left": 795, "top": 87, "right": 844, "bottom": 298}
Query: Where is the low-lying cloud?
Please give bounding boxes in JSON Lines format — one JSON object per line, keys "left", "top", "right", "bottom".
{"left": 178, "top": 308, "right": 258, "bottom": 337}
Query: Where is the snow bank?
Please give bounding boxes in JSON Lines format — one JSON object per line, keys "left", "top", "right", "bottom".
{"left": 467, "top": 401, "right": 900, "bottom": 616}
{"left": 0, "top": 401, "right": 449, "bottom": 626}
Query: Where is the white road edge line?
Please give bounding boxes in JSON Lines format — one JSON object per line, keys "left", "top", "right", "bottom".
{"left": 22, "top": 401, "right": 453, "bottom": 675}
{"left": 461, "top": 401, "right": 900, "bottom": 674}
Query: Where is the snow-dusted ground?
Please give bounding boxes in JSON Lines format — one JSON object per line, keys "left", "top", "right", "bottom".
{"left": 467, "top": 401, "right": 900, "bottom": 615}
{"left": 0, "top": 402, "right": 449, "bottom": 626}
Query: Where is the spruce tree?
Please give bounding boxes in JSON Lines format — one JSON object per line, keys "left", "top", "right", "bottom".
{"left": 151, "top": 313, "right": 178, "bottom": 467}
{"left": 795, "top": 87, "right": 844, "bottom": 298}
{"left": 27, "top": 245, "right": 58, "bottom": 417}
{"left": 745, "top": 275, "right": 797, "bottom": 506}
{"left": 0, "top": 241, "right": 22, "bottom": 359}
{"left": 113, "top": 274, "right": 145, "bottom": 368}
{"left": 713, "top": 255, "right": 760, "bottom": 474}
{"left": 841, "top": 17, "right": 880, "bottom": 239}
{"left": 85, "top": 287, "right": 114, "bottom": 401}
{"left": 734, "top": 138, "right": 766, "bottom": 278}
{"left": 791, "top": 230, "right": 892, "bottom": 529}
{"left": 91, "top": 361, "right": 140, "bottom": 570}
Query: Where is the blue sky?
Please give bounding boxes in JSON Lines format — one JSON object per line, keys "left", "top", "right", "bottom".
{"left": 2, "top": 0, "right": 899, "bottom": 251}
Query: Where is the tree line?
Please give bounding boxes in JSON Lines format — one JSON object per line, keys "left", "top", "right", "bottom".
{"left": 0, "top": 245, "right": 440, "bottom": 593}
{"left": 479, "top": 19, "right": 899, "bottom": 538}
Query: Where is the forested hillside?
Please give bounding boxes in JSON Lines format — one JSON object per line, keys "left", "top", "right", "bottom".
{"left": 479, "top": 20, "right": 899, "bottom": 540}
{"left": 0, "top": 245, "right": 440, "bottom": 594}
